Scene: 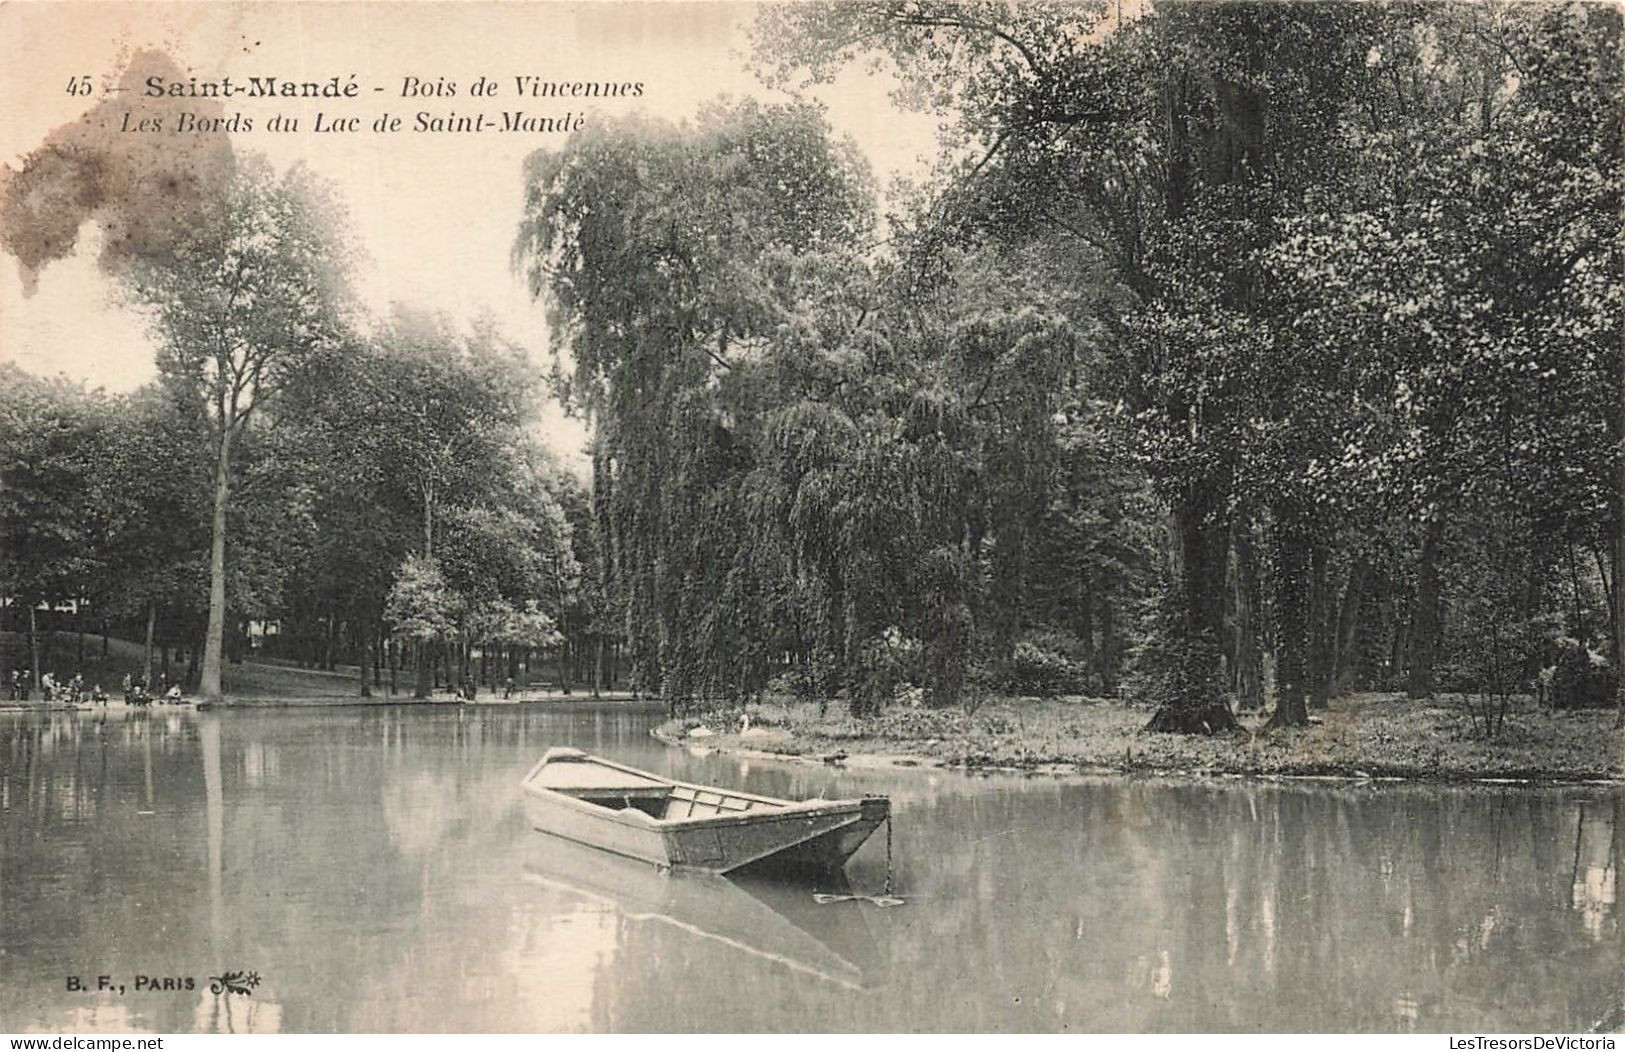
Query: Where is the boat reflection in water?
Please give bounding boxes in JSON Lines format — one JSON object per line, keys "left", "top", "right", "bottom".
{"left": 521, "top": 832, "right": 884, "bottom": 991}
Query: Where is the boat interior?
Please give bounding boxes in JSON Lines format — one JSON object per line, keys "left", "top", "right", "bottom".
{"left": 571, "top": 783, "right": 787, "bottom": 821}
{"left": 528, "top": 757, "right": 790, "bottom": 821}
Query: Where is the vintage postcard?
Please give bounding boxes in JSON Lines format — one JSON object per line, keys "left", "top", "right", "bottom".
{"left": 1, "top": 0, "right": 1620, "bottom": 1037}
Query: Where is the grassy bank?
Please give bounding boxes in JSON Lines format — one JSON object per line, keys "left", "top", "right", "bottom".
{"left": 656, "top": 692, "right": 1622, "bottom": 783}
{"left": 1, "top": 631, "right": 360, "bottom": 703}
{"left": 0, "top": 631, "right": 640, "bottom": 707}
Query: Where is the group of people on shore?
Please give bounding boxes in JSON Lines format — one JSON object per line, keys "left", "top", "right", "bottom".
{"left": 8, "top": 669, "right": 104, "bottom": 703}
{"left": 120, "top": 672, "right": 186, "bottom": 706}
{"left": 5, "top": 667, "right": 183, "bottom": 705}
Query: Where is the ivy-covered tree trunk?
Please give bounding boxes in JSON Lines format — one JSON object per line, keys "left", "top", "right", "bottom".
{"left": 1332, "top": 561, "right": 1367, "bottom": 695}
{"left": 1146, "top": 485, "right": 1240, "bottom": 733}
{"left": 1098, "top": 595, "right": 1120, "bottom": 697}
{"left": 1232, "top": 520, "right": 1265, "bottom": 712}
{"left": 1615, "top": 421, "right": 1625, "bottom": 729}
{"left": 1269, "top": 518, "right": 1311, "bottom": 729}
{"left": 1308, "top": 545, "right": 1332, "bottom": 710}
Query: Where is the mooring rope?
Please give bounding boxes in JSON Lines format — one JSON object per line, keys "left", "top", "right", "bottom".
{"left": 813, "top": 814, "right": 904, "bottom": 907}
{"left": 884, "top": 811, "right": 894, "bottom": 896}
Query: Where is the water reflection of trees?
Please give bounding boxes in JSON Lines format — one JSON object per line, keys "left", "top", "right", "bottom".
{"left": 1, "top": 707, "right": 652, "bottom": 1031}
{"left": 0, "top": 710, "right": 1618, "bottom": 1033}
{"left": 587, "top": 781, "right": 1620, "bottom": 1033}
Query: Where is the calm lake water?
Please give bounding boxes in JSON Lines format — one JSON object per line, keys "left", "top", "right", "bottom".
{"left": 0, "top": 704, "right": 1618, "bottom": 1033}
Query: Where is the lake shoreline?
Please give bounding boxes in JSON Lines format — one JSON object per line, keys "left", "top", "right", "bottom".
{"left": 0, "top": 691, "right": 655, "bottom": 713}
{"left": 652, "top": 693, "right": 1622, "bottom": 787}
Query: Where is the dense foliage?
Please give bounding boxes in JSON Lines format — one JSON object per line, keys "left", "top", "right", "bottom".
{"left": 1, "top": 179, "right": 598, "bottom": 699}
{"left": 2, "top": 2, "right": 1619, "bottom": 736}
{"left": 512, "top": 1, "right": 1622, "bottom": 729}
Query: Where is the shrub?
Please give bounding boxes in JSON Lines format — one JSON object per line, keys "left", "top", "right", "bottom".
{"left": 848, "top": 627, "right": 920, "bottom": 717}
{"left": 1004, "top": 640, "right": 1085, "bottom": 697}
{"left": 1545, "top": 641, "right": 1616, "bottom": 710}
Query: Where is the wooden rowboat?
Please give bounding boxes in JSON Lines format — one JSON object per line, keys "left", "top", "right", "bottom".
{"left": 520, "top": 747, "right": 890, "bottom": 875}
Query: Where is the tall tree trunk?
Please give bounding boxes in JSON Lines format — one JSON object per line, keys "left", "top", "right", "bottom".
{"left": 422, "top": 482, "right": 435, "bottom": 557}
{"left": 76, "top": 604, "right": 86, "bottom": 672}
{"left": 1567, "top": 541, "right": 1590, "bottom": 645}
{"left": 1146, "top": 484, "right": 1239, "bottom": 733}
{"left": 1077, "top": 593, "right": 1096, "bottom": 691}
{"left": 28, "top": 603, "right": 40, "bottom": 691}
{"left": 1390, "top": 596, "right": 1409, "bottom": 689}
{"left": 1308, "top": 545, "right": 1332, "bottom": 710}
{"left": 1594, "top": 546, "right": 1616, "bottom": 656}
{"left": 185, "top": 636, "right": 200, "bottom": 689}
{"left": 555, "top": 639, "right": 572, "bottom": 696}
{"left": 200, "top": 425, "right": 232, "bottom": 703}
{"left": 1233, "top": 520, "right": 1265, "bottom": 712}
{"left": 1268, "top": 518, "right": 1311, "bottom": 729}
{"left": 1098, "top": 594, "right": 1118, "bottom": 696}
{"left": 1408, "top": 519, "right": 1445, "bottom": 699}
{"left": 357, "top": 620, "right": 371, "bottom": 698}
{"left": 143, "top": 601, "right": 156, "bottom": 686}
{"left": 1614, "top": 414, "right": 1625, "bottom": 728}
{"left": 1332, "top": 559, "right": 1368, "bottom": 695}
{"left": 414, "top": 640, "right": 430, "bottom": 699}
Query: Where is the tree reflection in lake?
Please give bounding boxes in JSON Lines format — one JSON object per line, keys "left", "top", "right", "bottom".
{"left": 0, "top": 706, "right": 1617, "bottom": 1033}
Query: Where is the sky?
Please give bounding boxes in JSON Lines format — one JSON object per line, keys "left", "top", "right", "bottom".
{"left": 0, "top": 1, "right": 944, "bottom": 467}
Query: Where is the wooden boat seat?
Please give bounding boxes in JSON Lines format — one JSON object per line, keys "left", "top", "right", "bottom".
{"left": 661, "top": 784, "right": 784, "bottom": 820}
{"left": 528, "top": 749, "right": 812, "bottom": 823}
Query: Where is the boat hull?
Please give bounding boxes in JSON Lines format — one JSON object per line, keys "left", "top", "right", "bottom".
{"left": 520, "top": 750, "right": 889, "bottom": 875}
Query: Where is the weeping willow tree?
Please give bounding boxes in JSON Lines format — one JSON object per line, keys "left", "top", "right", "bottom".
{"left": 514, "top": 101, "right": 876, "bottom": 712}
{"left": 516, "top": 99, "right": 1098, "bottom": 714}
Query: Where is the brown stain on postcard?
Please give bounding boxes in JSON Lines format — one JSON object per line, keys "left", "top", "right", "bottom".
{"left": 0, "top": 48, "right": 235, "bottom": 295}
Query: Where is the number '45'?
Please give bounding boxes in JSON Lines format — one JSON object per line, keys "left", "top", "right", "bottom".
{"left": 66, "top": 75, "right": 93, "bottom": 96}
